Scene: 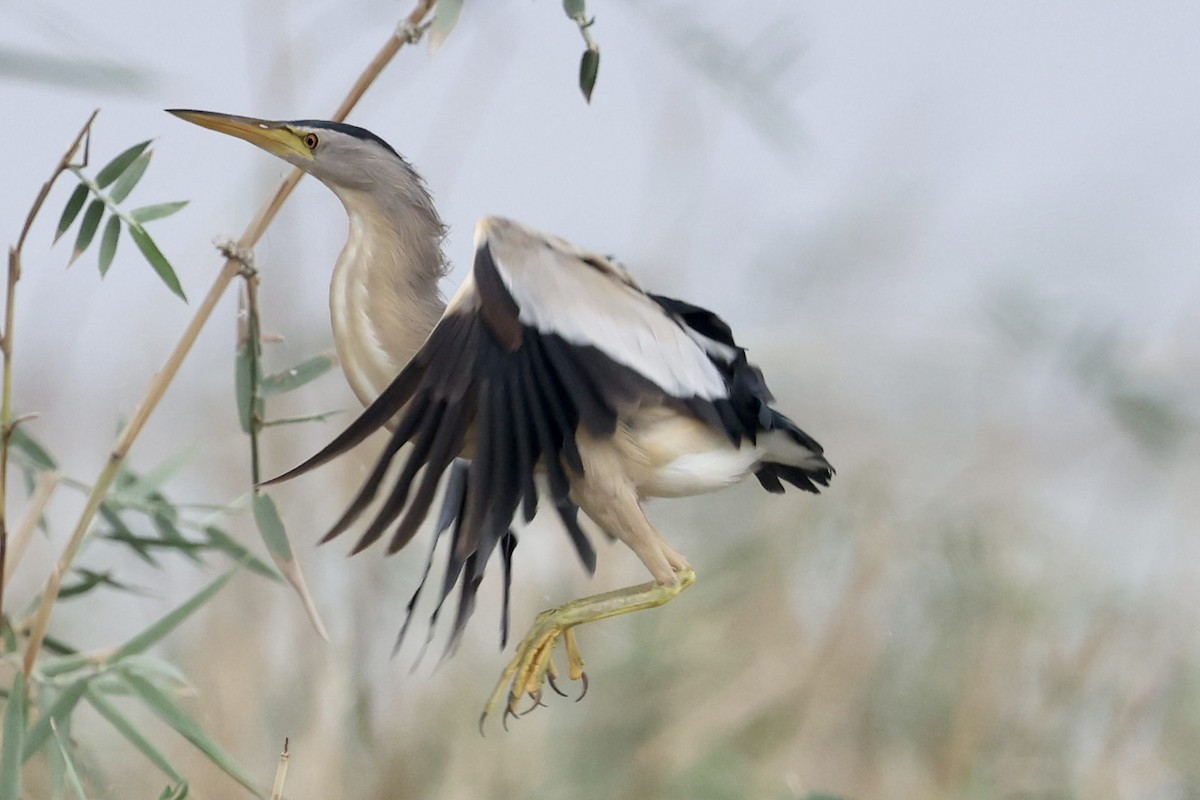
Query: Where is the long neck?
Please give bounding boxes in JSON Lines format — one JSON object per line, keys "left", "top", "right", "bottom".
{"left": 329, "top": 184, "right": 447, "bottom": 406}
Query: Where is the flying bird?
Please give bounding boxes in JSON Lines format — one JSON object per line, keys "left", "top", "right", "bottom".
{"left": 169, "top": 109, "right": 834, "bottom": 727}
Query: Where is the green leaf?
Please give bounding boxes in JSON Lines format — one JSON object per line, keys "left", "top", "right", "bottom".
{"left": 118, "top": 671, "right": 262, "bottom": 797}
{"left": 113, "top": 450, "right": 194, "bottom": 505}
{"left": 10, "top": 425, "right": 56, "bottom": 471}
{"left": 71, "top": 199, "right": 105, "bottom": 265}
{"left": 85, "top": 689, "right": 183, "bottom": 785}
{"left": 429, "top": 0, "right": 464, "bottom": 53}
{"left": 95, "top": 140, "right": 151, "bottom": 189}
{"left": 109, "top": 567, "right": 238, "bottom": 663}
{"left": 59, "top": 568, "right": 142, "bottom": 600}
{"left": 130, "top": 201, "right": 188, "bottom": 224}
{"left": 128, "top": 226, "right": 186, "bottom": 301}
{"left": 234, "top": 341, "right": 256, "bottom": 434}
{"left": 51, "top": 724, "right": 89, "bottom": 800}
{"left": 260, "top": 352, "right": 337, "bottom": 396}
{"left": 1, "top": 672, "right": 26, "bottom": 800}
{"left": 562, "top": 0, "right": 586, "bottom": 18}
{"left": 202, "top": 527, "right": 280, "bottom": 581}
{"left": 55, "top": 184, "right": 89, "bottom": 242}
{"left": 252, "top": 493, "right": 329, "bottom": 641}
{"left": 158, "top": 783, "right": 188, "bottom": 800}
{"left": 251, "top": 493, "right": 291, "bottom": 562}
{"left": 24, "top": 678, "right": 90, "bottom": 761}
{"left": 98, "top": 214, "right": 121, "bottom": 276}
{"left": 579, "top": 46, "right": 600, "bottom": 103}
{"left": 108, "top": 149, "right": 152, "bottom": 203}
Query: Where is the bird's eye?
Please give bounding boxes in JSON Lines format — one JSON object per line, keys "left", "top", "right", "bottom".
{"left": 303, "top": 133, "right": 320, "bottom": 150}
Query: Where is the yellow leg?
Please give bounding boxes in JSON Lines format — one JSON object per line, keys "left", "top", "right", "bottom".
{"left": 480, "top": 568, "right": 697, "bottom": 731}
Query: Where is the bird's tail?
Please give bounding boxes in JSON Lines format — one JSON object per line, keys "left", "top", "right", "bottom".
{"left": 754, "top": 408, "right": 834, "bottom": 494}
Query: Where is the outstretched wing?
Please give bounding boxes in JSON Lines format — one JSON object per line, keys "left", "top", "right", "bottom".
{"left": 264, "top": 216, "right": 733, "bottom": 651}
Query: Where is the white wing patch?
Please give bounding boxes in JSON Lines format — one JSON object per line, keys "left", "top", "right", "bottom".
{"left": 476, "top": 217, "right": 728, "bottom": 401}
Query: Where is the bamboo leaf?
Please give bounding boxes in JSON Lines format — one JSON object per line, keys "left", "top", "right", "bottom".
{"left": 251, "top": 493, "right": 291, "bottom": 562}
{"left": 1, "top": 672, "right": 26, "bottom": 800}
{"left": 234, "top": 341, "right": 255, "bottom": 434}
{"left": 70, "top": 200, "right": 105, "bottom": 265}
{"left": 158, "top": 784, "right": 188, "bottom": 800}
{"left": 259, "top": 352, "right": 337, "bottom": 396}
{"left": 118, "top": 672, "right": 262, "bottom": 798}
{"left": 252, "top": 493, "right": 329, "bottom": 641}
{"left": 55, "top": 184, "right": 89, "bottom": 243}
{"left": 10, "top": 426, "right": 56, "bottom": 471}
{"left": 85, "top": 689, "right": 184, "bottom": 784}
{"left": 24, "top": 678, "right": 90, "bottom": 761}
{"left": 113, "top": 450, "right": 195, "bottom": 505}
{"left": 202, "top": 527, "right": 280, "bottom": 581}
{"left": 109, "top": 567, "right": 238, "bottom": 662}
{"left": 98, "top": 214, "right": 120, "bottom": 276}
{"left": 108, "top": 149, "right": 152, "bottom": 203}
{"left": 128, "top": 226, "right": 186, "bottom": 301}
{"left": 59, "top": 568, "right": 143, "bottom": 600}
{"left": 130, "top": 201, "right": 188, "bottom": 224}
{"left": 95, "top": 140, "right": 151, "bottom": 188}
{"left": 23, "top": 679, "right": 89, "bottom": 762}
{"left": 51, "top": 724, "right": 89, "bottom": 800}
{"left": 429, "top": 0, "right": 464, "bottom": 53}
{"left": 579, "top": 46, "right": 600, "bottom": 103}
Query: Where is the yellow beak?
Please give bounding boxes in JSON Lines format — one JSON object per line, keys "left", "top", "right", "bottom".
{"left": 166, "top": 109, "right": 314, "bottom": 161}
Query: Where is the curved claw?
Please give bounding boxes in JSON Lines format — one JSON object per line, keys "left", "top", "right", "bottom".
{"left": 502, "top": 704, "right": 518, "bottom": 731}
{"left": 547, "top": 672, "right": 568, "bottom": 697}
{"left": 575, "top": 671, "right": 589, "bottom": 702}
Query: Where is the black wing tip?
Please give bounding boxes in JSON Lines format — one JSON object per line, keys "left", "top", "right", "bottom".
{"left": 756, "top": 461, "right": 834, "bottom": 495}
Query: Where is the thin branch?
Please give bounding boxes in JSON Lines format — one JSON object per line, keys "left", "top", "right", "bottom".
{"left": 4, "top": 471, "right": 60, "bottom": 586}
{"left": 21, "top": 0, "right": 437, "bottom": 674}
{"left": 1, "top": 110, "right": 98, "bottom": 631}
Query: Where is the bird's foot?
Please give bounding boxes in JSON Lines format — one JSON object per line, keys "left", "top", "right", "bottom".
{"left": 479, "top": 568, "right": 696, "bottom": 733}
{"left": 480, "top": 611, "right": 587, "bottom": 732}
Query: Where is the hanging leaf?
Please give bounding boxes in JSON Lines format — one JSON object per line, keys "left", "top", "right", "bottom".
{"left": 562, "top": 0, "right": 586, "bottom": 19}
{"left": 98, "top": 214, "right": 121, "bottom": 276}
{"left": 579, "top": 46, "right": 600, "bottom": 103}
{"left": 428, "top": 0, "right": 464, "bottom": 53}
{"left": 251, "top": 493, "right": 291, "bottom": 562}
{"left": 259, "top": 352, "right": 337, "bottom": 396}
{"left": 118, "top": 671, "right": 263, "bottom": 797}
{"left": 108, "top": 149, "right": 152, "bottom": 203}
{"left": 252, "top": 493, "right": 329, "bottom": 641}
{"left": 1, "top": 672, "right": 26, "bottom": 800}
{"left": 55, "top": 184, "right": 89, "bottom": 243}
{"left": 234, "top": 341, "right": 256, "bottom": 434}
{"left": 94, "top": 140, "right": 151, "bottom": 189}
{"left": 128, "top": 226, "right": 186, "bottom": 301}
{"left": 70, "top": 199, "right": 105, "bottom": 265}
{"left": 130, "top": 201, "right": 188, "bottom": 224}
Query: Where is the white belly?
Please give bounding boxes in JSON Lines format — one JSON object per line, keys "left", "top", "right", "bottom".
{"left": 626, "top": 409, "right": 763, "bottom": 498}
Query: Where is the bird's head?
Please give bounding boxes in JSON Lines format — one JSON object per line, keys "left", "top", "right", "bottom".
{"left": 167, "top": 109, "right": 411, "bottom": 194}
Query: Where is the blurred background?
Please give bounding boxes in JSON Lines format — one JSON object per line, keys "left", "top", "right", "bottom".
{"left": 4, "top": 0, "right": 1200, "bottom": 797}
